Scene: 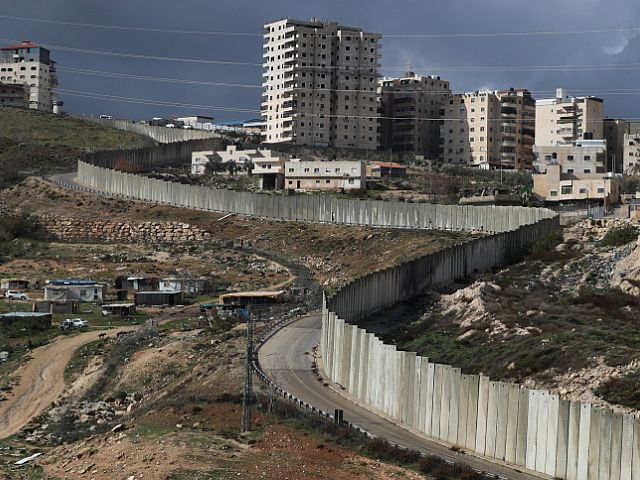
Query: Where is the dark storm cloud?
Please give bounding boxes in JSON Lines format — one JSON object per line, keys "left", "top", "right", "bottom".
{"left": 1, "top": 0, "right": 638, "bottom": 120}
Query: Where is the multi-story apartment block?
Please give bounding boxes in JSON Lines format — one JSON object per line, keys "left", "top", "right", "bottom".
{"left": 378, "top": 72, "right": 450, "bottom": 159}
{"left": 535, "top": 88, "right": 603, "bottom": 147}
{"left": 533, "top": 163, "right": 619, "bottom": 206}
{"left": 0, "top": 83, "right": 28, "bottom": 108}
{"left": 533, "top": 139, "right": 608, "bottom": 174}
{"left": 284, "top": 160, "right": 365, "bottom": 191}
{"left": 0, "top": 41, "right": 57, "bottom": 111}
{"left": 439, "top": 88, "right": 535, "bottom": 170}
{"left": 604, "top": 118, "right": 627, "bottom": 173}
{"left": 261, "top": 19, "right": 381, "bottom": 150}
{"left": 623, "top": 122, "right": 640, "bottom": 174}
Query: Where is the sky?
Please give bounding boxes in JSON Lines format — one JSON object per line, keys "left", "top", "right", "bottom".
{"left": 1, "top": 0, "right": 639, "bottom": 122}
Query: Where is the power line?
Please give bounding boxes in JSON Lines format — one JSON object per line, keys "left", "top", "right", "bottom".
{"left": 55, "top": 65, "right": 640, "bottom": 97}
{"left": 1, "top": 13, "right": 640, "bottom": 39}
{"left": 54, "top": 87, "right": 640, "bottom": 123}
{"left": 5, "top": 36, "right": 640, "bottom": 73}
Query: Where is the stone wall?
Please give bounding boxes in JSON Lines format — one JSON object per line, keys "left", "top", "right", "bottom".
{"left": 38, "top": 216, "right": 211, "bottom": 244}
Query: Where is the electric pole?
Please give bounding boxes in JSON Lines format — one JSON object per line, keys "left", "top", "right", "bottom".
{"left": 241, "top": 307, "right": 254, "bottom": 432}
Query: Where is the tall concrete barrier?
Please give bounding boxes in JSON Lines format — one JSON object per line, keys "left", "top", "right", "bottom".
{"left": 75, "top": 141, "right": 637, "bottom": 479}
{"left": 77, "top": 116, "right": 220, "bottom": 143}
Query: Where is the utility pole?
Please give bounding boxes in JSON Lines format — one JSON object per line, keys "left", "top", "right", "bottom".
{"left": 241, "top": 307, "right": 254, "bottom": 432}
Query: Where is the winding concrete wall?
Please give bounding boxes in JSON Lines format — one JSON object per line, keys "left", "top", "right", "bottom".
{"left": 75, "top": 142, "right": 637, "bottom": 479}
{"left": 77, "top": 116, "right": 220, "bottom": 143}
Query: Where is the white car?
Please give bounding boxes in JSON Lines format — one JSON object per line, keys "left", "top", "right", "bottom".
{"left": 165, "top": 123, "right": 175, "bottom": 128}
{"left": 5, "top": 290, "right": 30, "bottom": 300}
{"left": 60, "top": 318, "right": 89, "bottom": 330}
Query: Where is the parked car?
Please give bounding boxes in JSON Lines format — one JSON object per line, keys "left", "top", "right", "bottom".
{"left": 5, "top": 290, "right": 30, "bottom": 300}
{"left": 165, "top": 123, "right": 175, "bottom": 128}
{"left": 182, "top": 125, "right": 193, "bottom": 130}
{"left": 99, "top": 115, "right": 112, "bottom": 119}
{"left": 60, "top": 318, "right": 89, "bottom": 330}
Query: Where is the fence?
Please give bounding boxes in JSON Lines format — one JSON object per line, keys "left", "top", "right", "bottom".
{"left": 75, "top": 116, "right": 221, "bottom": 143}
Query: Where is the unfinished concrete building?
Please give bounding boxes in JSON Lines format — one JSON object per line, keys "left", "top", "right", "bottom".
{"left": 378, "top": 72, "right": 451, "bottom": 159}
{"left": 261, "top": 18, "right": 381, "bottom": 149}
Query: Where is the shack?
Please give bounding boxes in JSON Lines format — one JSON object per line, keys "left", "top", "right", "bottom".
{"left": 33, "top": 299, "right": 80, "bottom": 314}
{"left": 159, "top": 278, "right": 213, "bottom": 296}
{"left": 0, "top": 312, "right": 52, "bottom": 334}
{"left": 115, "top": 276, "right": 159, "bottom": 291}
{"left": 44, "top": 280, "right": 106, "bottom": 302}
{"left": 219, "top": 290, "right": 286, "bottom": 307}
{"left": 102, "top": 303, "right": 137, "bottom": 316}
{"left": 0, "top": 278, "right": 33, "bottom": 290}
{"left": 135, "top": 290, "right": 184, "bottom": 307}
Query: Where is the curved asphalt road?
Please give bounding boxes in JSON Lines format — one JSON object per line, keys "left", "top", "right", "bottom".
{"left": 258, "top": 313, "right": 545, "bottom": 480}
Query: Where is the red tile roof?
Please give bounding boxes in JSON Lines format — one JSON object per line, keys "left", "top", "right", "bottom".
{"left": 1, "top": 41, "right": 40, "bottom": 51}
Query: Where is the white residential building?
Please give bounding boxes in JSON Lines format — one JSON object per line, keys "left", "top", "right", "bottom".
{"left": 191, "top": 145, "right": 259, "bottom": 175}
{"left": 261, "top": 18, "right": 381, "bottom": 149}
{"left": 533, "top": 139, "right": 608, "bottom": 175}
{"left": 0, "top": 41, "right": 57, "bottom": 111}
{"left": 535, "top": 88, "right": 604, "bottom": 147}
{"left": 284, "top": 160, "right": 365, "bottom": 191}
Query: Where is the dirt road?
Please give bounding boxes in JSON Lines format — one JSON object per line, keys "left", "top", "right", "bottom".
{"left": 0, "top": 327, "right": 134, "bottom": 439}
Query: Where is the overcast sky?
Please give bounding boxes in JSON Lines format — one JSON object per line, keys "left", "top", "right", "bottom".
{"left": 1, "top": 0, "right": 639, "bottom": 122}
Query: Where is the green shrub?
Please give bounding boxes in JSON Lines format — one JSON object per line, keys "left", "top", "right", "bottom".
{"left": 601, "top": 224, "right": 639, "bottom": 247}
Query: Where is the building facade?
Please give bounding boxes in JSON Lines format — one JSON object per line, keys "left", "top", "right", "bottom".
{"left": 604, "top": 118, "right": 626, "bottom": 173}
{"left": 284, "top": 160, "right": 365, "bottom": 191}
{"left": 623, "top": 122, "right": 640, "bottom": 174}
{"left": 379, "top": 72, "right": 450, "bottom": 159}
{"left": 0, "top": 83, "right": 28, "bottom": 108}
{"left": 533, "top": 140, "right": 608, "bottom": 175}
{"left": 533, "top": 164, "right": 620, "bottom": 206}
{"left": 261, "top": 19, "right": 381, "bottom": 149}
{"left": 0, "top": 41, "right": 57, "bottom": 111}
{"left": 535, "top": 88, "right": 603, "bottom": 147}
{"left": 439, "top": 89, "right": 535, "bottom": 170}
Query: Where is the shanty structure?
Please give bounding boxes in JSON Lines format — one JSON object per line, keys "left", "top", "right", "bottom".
{"left": 102, "top": 303, "right": 137, "bottom": 316}
{"left": 219, "top": 290, "right": 286, "bottom": 307}
{"left": 44, "top": 280, "right": 106, "bottom": 302}
{"left": 0, "top": 311, "right": 52, "bottom": 333}
{"left": 0, "top": 278, "right": 33, "bottom": 290}
{"left": 135, "top": 290, "right": 184, "bottom": 307}
{"left": 33, "top": 299, "right": 80, "bottom": 314}
{"left": 159, "top": 278, "right": 213, "bottom": 296}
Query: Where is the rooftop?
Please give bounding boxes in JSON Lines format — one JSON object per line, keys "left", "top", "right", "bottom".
{"left": 1, "top": 41, "right": 41, "bottom": 51}
{"left": 0, "top": 311, "right": 51, "bottom": 318}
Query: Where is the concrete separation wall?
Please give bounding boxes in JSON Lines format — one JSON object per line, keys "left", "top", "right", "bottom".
{"left": 77, "top": 116, "right": 220, "bottom": 143}
{"left": 74, "top": 141, "right": 636, "bottom": 479}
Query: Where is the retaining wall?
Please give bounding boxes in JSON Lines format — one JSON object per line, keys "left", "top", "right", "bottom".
{"left": 77, "top": 116, "right": 220, "bottom": 143}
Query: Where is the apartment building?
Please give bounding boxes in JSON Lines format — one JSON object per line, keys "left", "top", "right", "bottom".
{"left": 533, "top": 164, "right": 619, "bottom": 206}
{"left": 0, "top": 41, "right": 57, "bottom": 111}
{"left": 604, "top": 118, "right": 627, "bottom": 173}
{"left": 439, "top": 88, "right": 535, "bottom": 170}
{"left": 0, "top": 83, "right": 28, "bottom": 107}
{"left": 261, "top": 18, "right": 381, "bottom": 149}
{"left": 284, "top": 160, "right": 365, "bottom": 191}
{"left": 535, "top": 88, "right": 603, "bottom": 147}
{"left": 379, "top": 72, "right": 451, "bottom": 159}
{"left": 623, "top": 122, "right": 640, "bottom": 174}
{"left": 533, "top": 139, "right": 607, "bottom": 174}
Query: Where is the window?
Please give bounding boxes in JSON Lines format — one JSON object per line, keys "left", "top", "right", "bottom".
{"left": 597, "top": 187, "right": 605, "bottom": 194}
{"left": 567, "top": 169, "right": 574, "bottom": 173}
{"left": 584, "top": 169, "right": 591, "bottom": 173}
{"left": 579, "top": 188, "right": 588, "bottom": 194}
{"left": 550, "top": 190, "right": 558, "bottom": 197}
{"left": 584, "top": 155, "right": 591, "bottom": 161}
{"left": 561, "top": 186, "right": 573, "bottom": 194}
{"left": 567, "top": 155, "right": 574, "bottom": 161}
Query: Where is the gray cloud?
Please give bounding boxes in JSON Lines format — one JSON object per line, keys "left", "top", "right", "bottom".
{"left": 1, "top": 0, "right": 639, "bottom": 121}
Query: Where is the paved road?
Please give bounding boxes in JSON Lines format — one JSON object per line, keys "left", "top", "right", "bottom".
{"left": 258, "top": 313, "right": 545, "bottom": 480}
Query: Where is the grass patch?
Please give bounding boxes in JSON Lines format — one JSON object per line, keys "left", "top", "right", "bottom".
{"left": 601, "top": 224, "right": 640, "bottom": 247}
{"left": 64, "top": 339, "right": 105, "bottom": 384}
{"left": 595, "top": 369, "right": 640, "bottom": 410}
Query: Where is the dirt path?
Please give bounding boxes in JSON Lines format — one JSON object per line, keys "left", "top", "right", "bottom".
{"left": 0, "top": 327, "right": 134, "bottom": 439}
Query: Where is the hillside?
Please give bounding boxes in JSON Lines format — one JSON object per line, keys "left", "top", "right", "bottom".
{"left": 0, "top": 107, "right": 150, "bottom": 187}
